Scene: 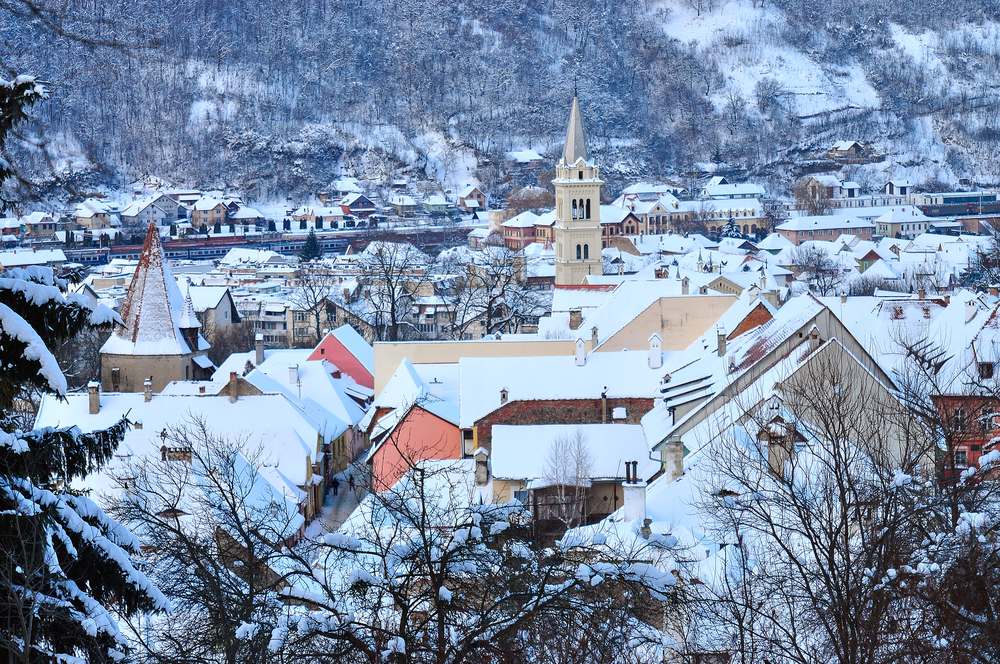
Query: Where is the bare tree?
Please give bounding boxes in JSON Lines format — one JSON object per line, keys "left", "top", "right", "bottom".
{"left": 357, "top": 240, "right": 430, "bottom": 341}
{"left": 107, "top": 417, "right": 300, "bottom": 664}
{"left": 793, "top": 179, "right": 832, "bottom": 215}
{"left": 540, "top": 430, "right": 594, "bottom": 533}
{"left": 697, "top": 348, "right": 936, "bottom": 663}
{"left": 289, "top": 261, "right": 338, "bottom": 346}
{"left": 442, "top": 246, "right": 542, "bottom": 339}
{"left": 788, "top": 245, "right": 844, "bottom": 295}
{"left": 272, "top": 457, "right": 684, "bottom": 664}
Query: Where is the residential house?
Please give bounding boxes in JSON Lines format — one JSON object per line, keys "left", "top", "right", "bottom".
{"left": 191, "top": 196, "right": 230, "bottom": 228}
{"left": 457, "top": 184, "right": 487, "bottom": 212}
{"left": 775, "top": 215, "right": 875, "bottom": 244}
{"left": 74, "top": 199, "right": 112, "bottom": 229}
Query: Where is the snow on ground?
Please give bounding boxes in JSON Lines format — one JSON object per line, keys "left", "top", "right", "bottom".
{"left": 413, "top": 130, "right": 479, "bottom": 192}
{"left": 657, "top": 0, "right": 879, "bottom": 117}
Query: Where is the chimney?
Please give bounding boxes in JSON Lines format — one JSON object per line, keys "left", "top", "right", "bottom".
{"left": 716, "top": 326, "right": 727, "bottom": 357}
{"left": 654, "top": 265, "right": 668, "bottom": 279}
{"left": 648, "top": 333, "right": 663, "bottom": 369}
{"left": 500, "top": 387, "right": 509, "bottom": 405}
{"left": 198, "top": 385, "right": 206, "bottom": 394}
{"left": 87, "top": 381, "right": 100, "bottom": 414}
{"left": 143, "top": 377, "right": 152, "bottom": 402}
{"left": 808, "top": 325, "right": 821, "bottom": 350}
{"left": 918, "top": 287, "right": 926, "bottom": 300}
{"left": 681, "top": 276, "right": 690, "bottom": 295}
{"left": 289, "top": 364, "right": 299, "bottom": 384}
{"left": 663, "top": 434, "right": 684, "bottom": 481}
{"left": 474, "top": 448, "right": 490, "bottom": 486}
{"left": 255, "top": 333, "right": 264, "bottom": 365}
{"left": 622, "top": 460, "right": 647, "bottom": 523}
{"left": 590, "top": 326, "right": 599, "bottom": 348}
{"left": 601, "top": 387, "right": 608, "bottom": 423}
{"left": 229, "top": 371, "right": 238, "bottom": 403}
{"left": 575, "top": 338, "right": 586, "bottom": 366}
{"left": 943, "top": 294, "right": 951, "bottom": 305}
{"left": 840, "top": 290, "right": 847, "bottom": 305}
{"left": 966, "top": 301, "right": 978, "bottom": 323}
{"left": 342, "top": 287, "right": 351, "bottom": 302}
{"left": 568, "top": 308, "right": 583, "bottom": 330}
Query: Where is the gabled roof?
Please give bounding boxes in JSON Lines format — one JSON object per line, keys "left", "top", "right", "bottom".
{"left": 307, "top": 324, "right": 375, "bottom": 388}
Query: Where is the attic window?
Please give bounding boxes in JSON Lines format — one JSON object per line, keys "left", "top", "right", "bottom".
{"left": 979, "top": 362, "right": 994, "bottom": 379}
{"left": 578, "top": 170, "right": 583, "bottom": 180}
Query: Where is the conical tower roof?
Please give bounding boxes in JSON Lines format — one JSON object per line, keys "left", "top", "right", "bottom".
{"left": 101, "top": 223, "right": 197, "bottom": 356}
{"left": 561, "top": 96, "right": 588, "bottom": 165}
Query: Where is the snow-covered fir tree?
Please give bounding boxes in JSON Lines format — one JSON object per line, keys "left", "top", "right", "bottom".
{"left": 0, "top": 74, "right": 166, "bottom": 662}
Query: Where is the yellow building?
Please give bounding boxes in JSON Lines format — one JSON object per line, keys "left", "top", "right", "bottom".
{"left": 553, "top": 97, "right": 603, "bottom": 286}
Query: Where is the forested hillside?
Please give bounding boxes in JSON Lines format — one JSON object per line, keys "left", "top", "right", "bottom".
{"left": 5, "top": 0, "right": 1000, "bottom": 200}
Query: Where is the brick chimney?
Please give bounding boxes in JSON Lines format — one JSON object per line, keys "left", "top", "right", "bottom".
{"left": 601, "top": 387, "right": 608, "bottom": 423}
{"left": 716, "top": 326, "right": 727, "bottom": 357}
{"left": 255, "top": 333, "right": 264, "bottom": 366}
{"left": 87, "top": 381, "right": 100, "bottom": 414}
{"left": 662, "top": 434, "right": 684, "bottom": 481}
{"left": 918, "top": 287, "right": 926, "bottom": 300}
{"left": 143, "top": 378, "right": 152, "bottom": 403}
{"left": 229, "top": 371, "right": 239, "bottom": 402}
{"left": 568, "top": 308, "right": 583, "bottom": 331}
{"left": 622, "top": 460, "right": 647, "bottom": 523}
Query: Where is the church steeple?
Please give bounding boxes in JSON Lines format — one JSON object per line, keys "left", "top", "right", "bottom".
{"left": 561, "top": 95, "right": 588, "bottom": 165}
{"left": 553, "top": 96, "right": 603, "bottom": 286}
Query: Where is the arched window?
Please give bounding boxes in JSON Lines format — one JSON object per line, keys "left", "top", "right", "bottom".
{"left": 572, "top": 200, "right": 578, "bottom": 219}
{"left": 583, "top": 244, "right": 589, "bottom": 259}
{"left": 576, "top": 244, "right": 582, "bottom": 259}
{"left": 586, "top": 199, "right": 591, "bottom": 220}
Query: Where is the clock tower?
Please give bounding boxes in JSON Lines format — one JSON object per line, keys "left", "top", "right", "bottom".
{"left": 553, "top": 96, "right": 603, "bottom": 286}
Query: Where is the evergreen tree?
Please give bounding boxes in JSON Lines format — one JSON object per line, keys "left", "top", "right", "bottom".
{"left": 721, "top": 216, "right": 743, "bottom": 239}
{"left": 299, "top": 229, "right": 322, "bottom": 261}
{"left": 0, "top": 74, "right": 165, "bottom": 661}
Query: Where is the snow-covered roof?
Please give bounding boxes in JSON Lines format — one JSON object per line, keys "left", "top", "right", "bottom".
{"left": 34, "top": 391, "right": 328, "bottom": 494}
{"left": 490, "top": 423, "right": 656, "bottom": 482}
{"left": 101, "top": 224, "right": 208, "bottom": 356}
{"left": 506, "top": 148, "right": 544, "bottom": 163}
{"left": 777, "top": 215, "right": 875, "bottom": 232}
{"left": 0, "top": 248, "right": 66, "bottom": 267}
{"left": 219, "top": 247, "right": 286, "bottom": 266}
{"left": 458, "top": 351, "right": 668, "bottom": 428}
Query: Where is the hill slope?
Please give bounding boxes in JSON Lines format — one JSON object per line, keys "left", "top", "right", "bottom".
{"left": 3, "top": 0, "right": 1000, "bottom": 200}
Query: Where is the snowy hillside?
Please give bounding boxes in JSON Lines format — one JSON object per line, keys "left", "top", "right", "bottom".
{"left": 4, "top": 0, "right": 1000, "bottom": 199}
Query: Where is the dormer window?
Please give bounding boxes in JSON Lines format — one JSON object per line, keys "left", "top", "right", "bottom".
{"left": 578, "top": 170, "right": 583, "bottom": 180}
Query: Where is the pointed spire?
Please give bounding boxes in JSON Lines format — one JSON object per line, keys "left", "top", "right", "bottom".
{"left": 561, "top": 95, "right": 588, "bottom": 165}
{"left": 178, "top": 290, "right": 201, "bottom": 330}
{"left": 102, "top": 223, "right": 199, "bottom": 355}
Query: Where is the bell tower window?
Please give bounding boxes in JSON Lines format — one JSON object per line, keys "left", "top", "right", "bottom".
{"left": 576, "top": 244, "right": 582, "bottom": 260}
{"left": 583, "top": 244, "right": 590, "bottom": 259}
{"left": 572, "top": 200, "right": 578, "bottom": 219}
{"left": 586, "top": 199, "right": 591, "bottom": 219}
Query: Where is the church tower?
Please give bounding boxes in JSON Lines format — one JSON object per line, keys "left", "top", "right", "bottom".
{"left": 553, "top": 96, "right": 603, "bottom": 286}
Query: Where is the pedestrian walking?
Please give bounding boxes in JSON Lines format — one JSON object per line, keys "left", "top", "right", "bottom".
{"left": 332, "top": 478, "right": 339, "bottom": 496}
{"left": 348, "top": 475, "right": 356, "bottom": 492}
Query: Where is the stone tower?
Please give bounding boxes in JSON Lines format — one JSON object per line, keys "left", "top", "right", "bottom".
{"left": 554, "top": 96, "right": 603, "bottom": 286}
{"left": 99, "top": 223, "right": 213, "bottom": 392}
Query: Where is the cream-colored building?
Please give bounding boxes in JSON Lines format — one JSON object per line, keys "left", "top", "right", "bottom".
{"left": 553, "top": 97, "right": 603, "bottom": 286}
